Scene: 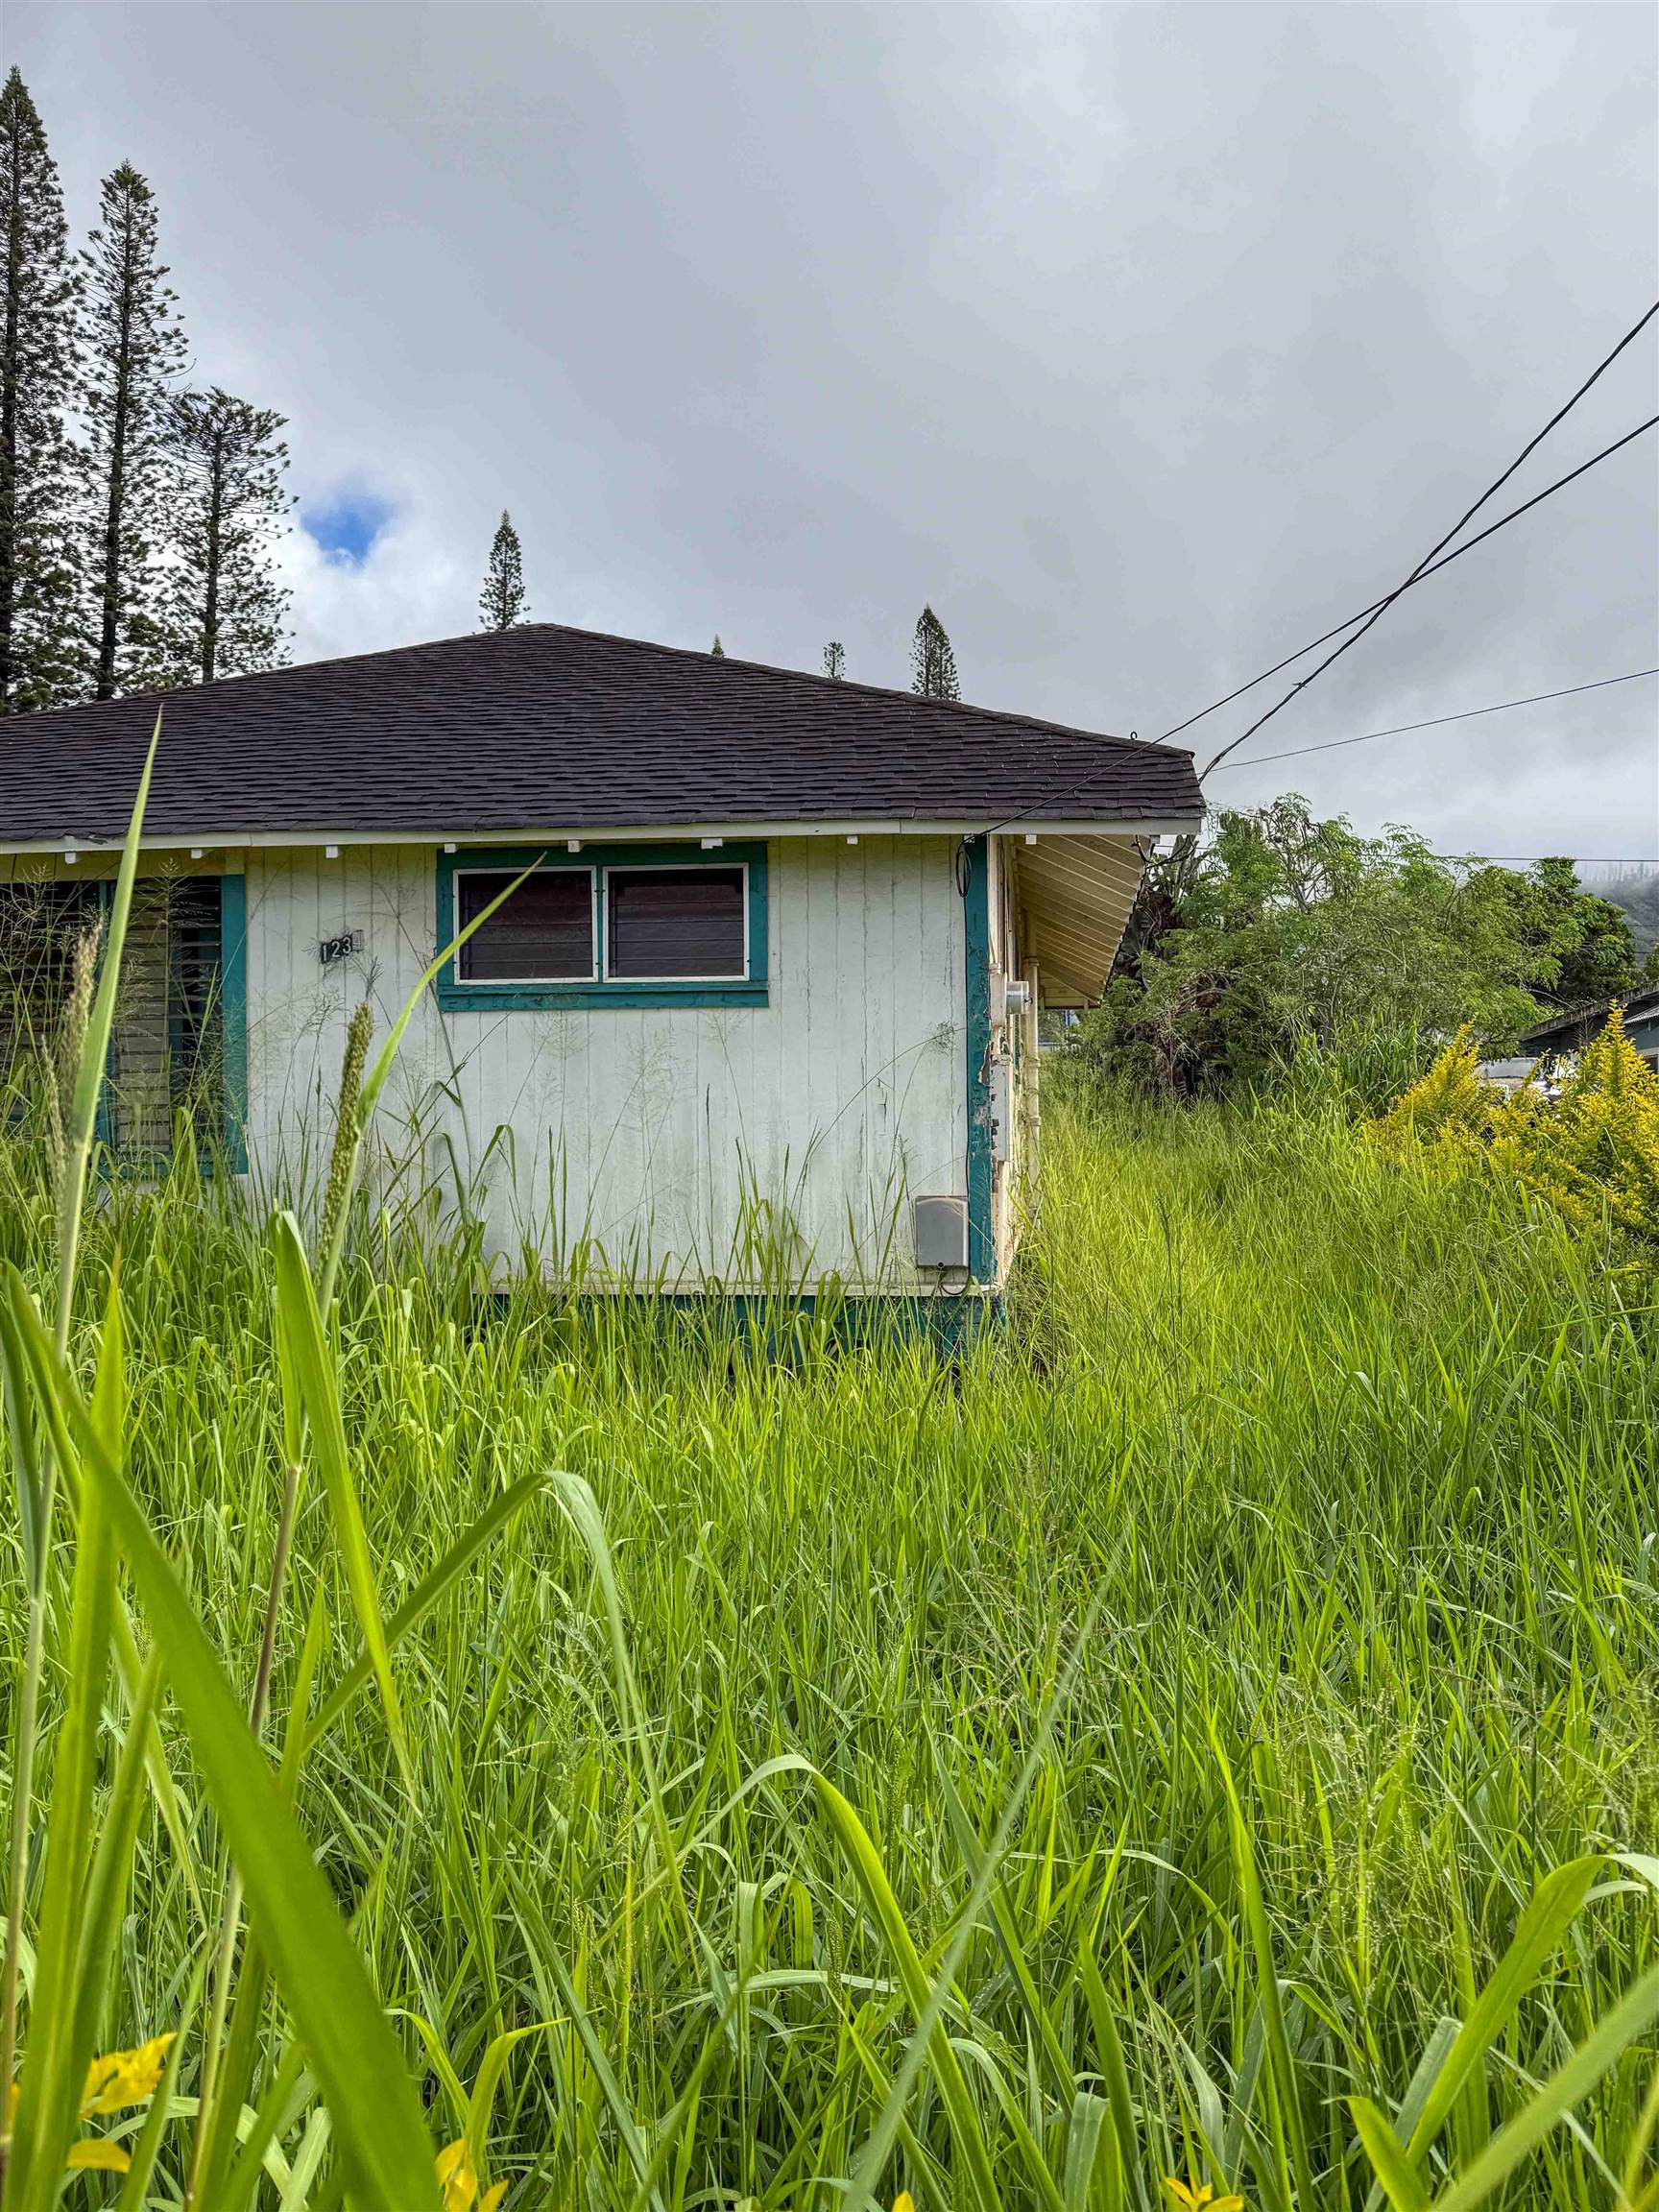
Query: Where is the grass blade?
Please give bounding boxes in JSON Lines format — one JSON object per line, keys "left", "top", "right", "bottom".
{"left": 270, "top": 1210, "right": 407, "bottom": 1772}
{"left": 302, "top": 1467, "right": 552, "bottom": 1754}
{"left": 1431, "top": 1958, "right": 1659, "bottom": 2212}
{"left": 1403, "top": 1856, "right": 1600, "bottom": 2169}
{"left": 1350, "top": 2099, "right": 1431, "bottom": 2212}
{"left": 3, "top": 1271, "right": 440, "bottom": 2210}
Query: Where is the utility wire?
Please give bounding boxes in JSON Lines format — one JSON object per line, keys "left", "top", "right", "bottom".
{"left": 978, "top": 414, "right": 1656, "bottom": 842}
{"left": 1203, "top": 394, "right": 1654, "bottom": 774}
{"left": 1204, "top": 665, "right": 1659, "bottom": 773}
{"left": 1163, "top": 416, "right": 1656, "bottom": 745}
{"left": 1163, "top": 298, "right": 1659, "bottom": 756}
{"left": 1189, "top": 410, "right": 1656, "bottom": 771}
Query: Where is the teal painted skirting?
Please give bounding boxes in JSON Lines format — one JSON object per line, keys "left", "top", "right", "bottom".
{"left": 219, "top": 872, "right": 249, "bottom": 1171}
{"left": 962, "top": 835, "right": 994, "bottom": 1285}
{"left": 480, "top": 1287, "right": 1002, "bottom": 1353}
{"left": 434, "top": 841, "right": 769, "bottom": 1011}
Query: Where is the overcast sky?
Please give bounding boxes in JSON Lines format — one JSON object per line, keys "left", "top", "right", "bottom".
{"left": 11, "top": 2, "right": 1658, "bottom": 863}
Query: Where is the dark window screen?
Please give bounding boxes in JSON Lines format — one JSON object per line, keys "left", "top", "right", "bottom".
{"left": 607, "top": 868, "right": 746, "bottom": 979}
{"left": 457, "top": 870, "right": 594, "bottom": 980}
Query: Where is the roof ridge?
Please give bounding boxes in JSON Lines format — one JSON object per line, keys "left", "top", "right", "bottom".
{"left": 14, "top": 617, "right": 1188, "bottom": 763}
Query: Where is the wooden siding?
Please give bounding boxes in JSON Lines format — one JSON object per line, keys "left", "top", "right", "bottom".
{"left": 242, "top": 836, "right": 969, "bottom": 1290}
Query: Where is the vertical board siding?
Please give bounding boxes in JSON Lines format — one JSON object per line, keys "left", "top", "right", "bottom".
{"left": 244, "top": 836, "right": 967, "bottom": 1290}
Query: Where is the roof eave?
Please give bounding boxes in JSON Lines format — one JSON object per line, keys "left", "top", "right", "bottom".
{"left": 0, "top": 811, "right": 1204, "bottom": 858}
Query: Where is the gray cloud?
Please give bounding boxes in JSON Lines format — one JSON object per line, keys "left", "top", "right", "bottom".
{"left": 11, "top": 0, "right": 1658, "bottom": 861}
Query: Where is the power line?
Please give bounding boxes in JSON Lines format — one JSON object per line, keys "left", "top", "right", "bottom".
{"left": 983, "top": 415, "right": 1654, "bottom": 833}
{"left": 1199, "top": 315, "right": 1659, "bottom": 777}
{"left": 1163, "top": 298, "right": 1659, "bottom": 755}
{"left": 1204, "top": 665, "right": 1659, "bottom": 773}
{"left": 1161, "top": 419, "right": 1657, "bottom": 749}
{"left": 976, "top": 396, "right": 1657, "bottom": 841}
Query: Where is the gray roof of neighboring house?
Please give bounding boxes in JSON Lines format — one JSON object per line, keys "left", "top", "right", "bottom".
{"left": 1518, "top": 984, "right": 1659, "bottom": 1052}
{"left": 0, "top": 623, "right": 1204, "bottom": 847}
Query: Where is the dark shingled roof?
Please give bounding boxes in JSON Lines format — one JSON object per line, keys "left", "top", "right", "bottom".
{"left": 0, "top": 622, "right": 1202, "bottom": 846}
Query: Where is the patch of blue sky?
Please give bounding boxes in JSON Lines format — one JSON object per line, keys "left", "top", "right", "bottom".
{"left": 301, "top": 489, "right": 396, "bottom": 565}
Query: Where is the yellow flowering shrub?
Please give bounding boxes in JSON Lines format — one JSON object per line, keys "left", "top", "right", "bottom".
{"left": 1491, "top": 1007, "right": 1659, "bottom": 1238}
{"left": 1368, "top": 1026, "right": 1498, "bottom": 1167}
{"left": 1372, "top": 1007, "right": 1659, "bottom": 1241}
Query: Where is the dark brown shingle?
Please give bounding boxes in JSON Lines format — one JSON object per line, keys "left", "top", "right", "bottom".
{"left": 0, "top": 621, "right": 1202, "bottom": 845}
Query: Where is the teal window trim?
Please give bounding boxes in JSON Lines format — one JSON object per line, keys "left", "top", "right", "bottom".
{"left": 91, "top": 880, "right": 115, "bottom": 1153}
{"left": 434, "top": 842, "right": 769, "bottom": 1010}
{"left": 962, "top": 835, "right": 994, "bottom": 1285}
{"left": 73, "top": 872, "right": 246, "bottom": 1170}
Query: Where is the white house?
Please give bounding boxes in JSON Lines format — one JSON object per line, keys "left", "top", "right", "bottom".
{"left": 0, "top": 625, "right": 1203, "bottom": 1303}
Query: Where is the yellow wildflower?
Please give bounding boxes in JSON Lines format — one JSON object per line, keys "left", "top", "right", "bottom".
{"left": 5, "top": 2071, "right": 146, "bottom": 2176}
{"left": 82, "top": 2032, "right": 175, "bottom": 2115}
{"left": 894, "top": 2196, "right": 917, "bottom": 2212}
{"left": 1164, "top": 2180, "right": 1244, "bottom": 2212}
{"left": 65, "top": 2139, "right": 132, "bottom": 2172}
{"left": 436, "top": 2134, "right": 508, "bottom": 2212}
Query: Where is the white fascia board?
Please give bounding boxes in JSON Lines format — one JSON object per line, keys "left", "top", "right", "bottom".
{"left": 0, "top": 813, "right": 1204, "bottom": 857}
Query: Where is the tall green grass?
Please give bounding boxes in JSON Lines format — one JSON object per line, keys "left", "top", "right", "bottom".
{"left": 1, "top": 849, "right": 1656, "bottom": 2203}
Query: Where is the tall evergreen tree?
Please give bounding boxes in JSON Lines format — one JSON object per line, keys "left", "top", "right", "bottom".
{"left": 910, "top": 604, "right": 959, "bottom": 701}
{"left": 479, "top": 509, "right": 527, "bottom": 630}
{"left": 75, "top": 161, "right": 185, "bottom": 698}
{"left": 161, "top": 387, "right": 291, "bottom": 685}
{"left": 0, "top": 68, "right": 79, "bottom": 712}
{"left": 822, "top": 639, "right": 845, "bottom": 681}
{"left": 709, "top": 635, "right": 725, "bottom": 657}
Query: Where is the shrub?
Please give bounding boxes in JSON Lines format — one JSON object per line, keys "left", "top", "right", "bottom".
{"left": 1492, "top": 1006, "right": 1659, "bottom": 1238}
{"left": 1371, "top": 1006, "right": 1659, "bottom": 1241}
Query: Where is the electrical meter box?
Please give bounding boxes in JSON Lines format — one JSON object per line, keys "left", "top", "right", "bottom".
{"left": 989, "top": 1057, "right": 1013, "bottom": 1163}
{"left": 912, "top": 1194, "right": 970, "bottom": 1269}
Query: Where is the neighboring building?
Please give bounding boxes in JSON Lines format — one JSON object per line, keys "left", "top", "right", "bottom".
{"left": 0, "top": 624, "right": 1202, "bottom": 1300}
{"left": 1517, "top": 986, "right": 1659, "bottom": 1072}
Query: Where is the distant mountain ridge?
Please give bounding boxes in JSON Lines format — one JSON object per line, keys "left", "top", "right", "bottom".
{"left": 1585, "top": 865, "right": 1659, "bottom": 960}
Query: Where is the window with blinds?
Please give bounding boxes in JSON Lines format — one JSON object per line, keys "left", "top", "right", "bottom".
{"left": 0, "top": 876, "right": 231, "bottom": 1156}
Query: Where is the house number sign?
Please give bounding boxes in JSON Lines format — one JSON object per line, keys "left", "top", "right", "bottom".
{"left": 319, "top": 930, "right": 364, "bottom": 965}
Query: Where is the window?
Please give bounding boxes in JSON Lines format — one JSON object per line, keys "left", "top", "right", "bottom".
{"left": 0, "top": 874, "right": 245, "bottom": 1164}
{"left": 457, "top": 869, "right": 595, "bottom": 981}
{"left": 435, "top": 843, "right": 767, "bottom": 1009}
{"left": 606, "top": 866, "right": 746, "bottom": 979}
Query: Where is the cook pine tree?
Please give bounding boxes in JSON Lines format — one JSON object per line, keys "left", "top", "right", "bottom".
{"left": 822, "top": 640, "right": 846, "bottom": 681}
{"left": 910, "top": 605, "right": 959, "bottom": 701}
{"left": 76, "top": 161, "right": 185, "bottom": 697}
{"left": 479, "top": 511, "right": 527, "bottom": 629}
{"left": 0, "top": 68, "right": 79, "bottom": 712}
{"left": 162, "top": 388, "right": 292, "bottom": 685}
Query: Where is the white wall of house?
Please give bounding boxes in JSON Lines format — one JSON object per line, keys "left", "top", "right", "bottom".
{"left": 242, "top": 835, "right": 969, "bottom": 1290}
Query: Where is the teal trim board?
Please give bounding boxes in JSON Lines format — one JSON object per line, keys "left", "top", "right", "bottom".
{"left": 962, "top": 834, "right": 994, "bottom": 1285}
{"left": 219, "top": 872, "right": 249, "bottom": 1171}
{"left": 91, "top": 880, "right": 115, "bottom": 1153}
{"left": 434, "top": 841, "right": 769, "bottom": 1011}
{"left": 476, "top": 1288, "right": 1002, "bottom": 1354}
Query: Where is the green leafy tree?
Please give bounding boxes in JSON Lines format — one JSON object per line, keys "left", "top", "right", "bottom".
{"left": 0, "top": 68, "right": 79, "bottom": 712}
{"left": 822, "top": 639, "right": 845, "bottom": 681}
{"left": 161, "top": 388, "right": 291, "bottom": 685}
{"left": 1085, "top": 797, "right": 1552, "bottom": 1098}
{"left": 1472, "top": 855, "right": 1638, "bottom": 1015}
{"left": 910, "top": 604, "right": 959, "bottom": 700}
{"left": 75, "top": 162, "right": 185, "bottom": 698}
{"left": 478, "top": 510, "right": 526, "bottom": 631}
